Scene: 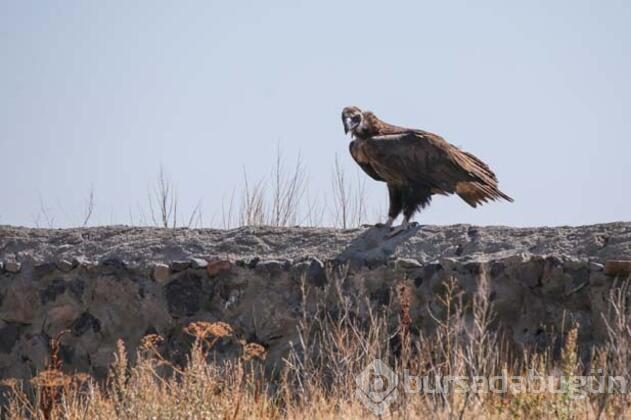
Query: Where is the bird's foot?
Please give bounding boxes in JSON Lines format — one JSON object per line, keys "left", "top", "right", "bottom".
{"left": 386, "top": 220, "right": 411, "bottom": 238}
{"left": 362, "top": 217, "right": 394, "bottom": 229}
{"left": 386, "top": 226, "right": 408, "bottom": 238}
{"left": 373, "top": 217, "right": 395, "bottom": 229}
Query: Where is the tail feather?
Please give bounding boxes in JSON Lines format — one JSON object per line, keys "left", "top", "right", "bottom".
{"left": 456, "top": 181, "right": 513, "bottom": 208}
{"left": 454, "top": 149, "right": 513, "bottom": 207}
{"left": 463, "top": 151, "right": 498, "bottom": 182}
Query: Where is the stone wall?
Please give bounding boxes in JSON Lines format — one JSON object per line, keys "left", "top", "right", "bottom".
{"left": 0, "top": 223, "right": 630, "bottom": 380}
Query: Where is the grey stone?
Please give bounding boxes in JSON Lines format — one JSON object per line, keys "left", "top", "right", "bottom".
{"left": 170, "top": 260, "right": 191, "bottom": 272}
{"left": 438, "top": 257, "right": 458, "bottom": 271}
{"left": 100, "top": 257, "right": 127, "bottom": 269}
{"left": 56, "top": 259, "right": 75, "bottom": 273}
{"left": 71, "top": 312, "right": 102, "bottom": 336}
{"left": 247, "top": 257, "right": 260, "bottom": 268}
{"left": 292, "top": 258, "right": 326, "bottom": 286}
{"left": 394, "top": 258, "right": 423, "bottom": 271}
{"left": 72, "top": 256, "right": 88, "bottom": 265}
{"left": 72, "top": 256, "right": 96, "bottom": 269}
{"left": 34, "top": 262, "right": 57, "bottom": 278}
{"left": 255, "top": 259, "right": 291, "bottom": 274}
{"left": 207, "top": 260, "right": 232, "bottom": 277}
{"left": 68, "top": 278, "right": 86, "bottom": 299}
{"left": 15, "top": 334, "right": 49, "bottom": 371}
{"left": 190, "top": 258, "right": 208, "bottom": 269}
{"left": 0, "top": 282, "right": 38, "bottom": 323}
{"left": 152, "top": 263, "right": 171, "bottom": 284}
{"left": 0, "top": 322, "right": 19, "bottom": 353}
{"left": 40, "top": 279, "right": 67, "bottom": 304}
{"left": 4, "top": 261, "right": 21, "bottom": 273}
{"left": 165, "top": 272, "right": 202, "bottom": 317}
{"left": 306, "top": 258, "right": 326, "bottom": 287}
{"left": 45, "top": 304, "right": 82, "bottom": 333}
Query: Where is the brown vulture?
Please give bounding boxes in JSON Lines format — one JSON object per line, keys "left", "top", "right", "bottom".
{"left": 341, "top": 106, "right": 513, "bottom": 234}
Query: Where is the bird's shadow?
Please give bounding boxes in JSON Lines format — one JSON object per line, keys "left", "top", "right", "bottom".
{"left": 334, "top": 223, "right": 422, "bottom": 267}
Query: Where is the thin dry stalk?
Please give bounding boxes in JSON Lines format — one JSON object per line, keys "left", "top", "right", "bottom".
{"left": 270, "top": 146, "right": 306, "bottom": 227}
{"left": 240, "top": 168, "right": 266, "bottom": 226}
{"left": 331, "top": 154, "right": 350, "bottom": 228}
{"left": 81, "top": 185, "right": 95, "bottom": 227}
{"left": 148, "top": 165, "right": 178, "bottom": 228}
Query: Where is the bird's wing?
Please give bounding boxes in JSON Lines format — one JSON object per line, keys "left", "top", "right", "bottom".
{"left": 349, "top": 141, "right": 385, "bottom": 181}
{"left": 362, "top": 131, "right": 513, "bottom": 207}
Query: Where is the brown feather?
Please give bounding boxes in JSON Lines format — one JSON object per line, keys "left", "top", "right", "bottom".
{"left": 352, "top": 112, "right": 513, "bottom": 207}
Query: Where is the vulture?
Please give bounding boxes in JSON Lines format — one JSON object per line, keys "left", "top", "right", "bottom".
{"left": 341, "top": 106, "right": 513, "bottom": 234}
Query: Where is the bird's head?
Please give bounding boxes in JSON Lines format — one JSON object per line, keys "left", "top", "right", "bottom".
{"left": 341, "top": 106, "right": 364, "bottom": 137}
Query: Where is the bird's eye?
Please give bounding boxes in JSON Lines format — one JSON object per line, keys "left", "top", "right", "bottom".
{"left": 351, "top": 115, "right": 361, "bottom": 123}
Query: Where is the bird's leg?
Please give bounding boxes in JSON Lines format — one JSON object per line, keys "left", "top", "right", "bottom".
{"left": 374, "top": 216, "right": 395, "bottom": 228}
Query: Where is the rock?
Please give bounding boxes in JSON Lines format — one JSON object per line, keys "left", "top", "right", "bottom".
{"left": 40, "top": 279, "right": 67, "bottom": 304}
{"left": 247, "top": 257, "right": 260, "bottom": 268}
{"left": 101, "top": 257, "right": 127, "bottom": 269}
{"left": 190, "top": 258, "right": 208, "bottom": 269}
{"left": 604, "top": 260, "right": 631, "bottom": 277}
{"left": 73, "top": 256, "right": 96, "bottom": 269}
{"left": 255, "top": 260, "right": 286, "bottom": 274}
{"left": 3, "top": 261, "right": 21, "bottom": 273}
{"left": 207, "top": 259, "right": 232, "bottom": 277}
{"left": 170, "top": 260, "right": 191, "bottom": 272}
{"left": 46, "top": 304, "right": 82, "bottom": 333}
{"left": 152, "top": 263, "right": 171, "bottom": 284}
{"left": 0, "top": 223, "right": 629, "bottom": 382}
{"left": 0, "top": 223, "right": 630, "bottom": 265}
{"left": 0, "top": 281, "right": 39, "bottom": 323}
{"left": 34, "top": 262, "right": 57, "bottom": 278}
{"left": 56, "top": 259, "right": 75, "bottom": 273}
{"left": 68, "top": 278, "right": 86, "bottom": 300}
{"left": 91, "top": 345, "right": 116, "bottom": 373}
{"left": 393, "top": 258, "right": 423, "bottom": 271}
{"left": 438, "top": 257, "right": 458, "bottom": 271}
{"left": 290, "top": 258, "right": 326, "bottom": 286}
{"left": 72, "top": 255, "right": 88, "bottom": 265}
{"left": 306, "top": 258, "right": 326, "bottom": 287}
{"left": 71, "top": 312, "right": 102, "bottom": 336}
{"left": 0, "top": 322, "right": 20, "bottom": 353}
{"left": 15, "top": 334, "right": 49, "bottom": 371}
{"left": 165, "top": 272, "right": 203, "bottom": 317}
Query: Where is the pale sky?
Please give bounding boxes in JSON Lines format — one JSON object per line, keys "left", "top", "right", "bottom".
{"left": 1, "top": 1, "right": 630, "bottom": 228}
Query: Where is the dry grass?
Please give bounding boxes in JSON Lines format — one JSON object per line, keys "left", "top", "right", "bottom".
{"left": 2, "top": 276, "right": 631, "bottom": 419}
{"left": 38, "top": 149, "right": 376, "bottom": 229}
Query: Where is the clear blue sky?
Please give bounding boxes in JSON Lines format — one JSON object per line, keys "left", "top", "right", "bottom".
{"left": 1, "top": 1, "right": 630, "bottom": 228}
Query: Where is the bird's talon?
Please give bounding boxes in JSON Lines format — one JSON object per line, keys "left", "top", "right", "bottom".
{"left": 386, "top": 226, "right": 407, "bottom": 238}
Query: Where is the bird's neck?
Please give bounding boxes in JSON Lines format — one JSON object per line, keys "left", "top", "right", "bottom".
{"left": 357, "top": 113, "right": 410, "bottom": 138}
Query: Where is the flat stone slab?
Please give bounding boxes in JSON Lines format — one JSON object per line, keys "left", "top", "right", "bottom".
{"left": 0, "top": 222, "right": 629, "bottom": 266}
